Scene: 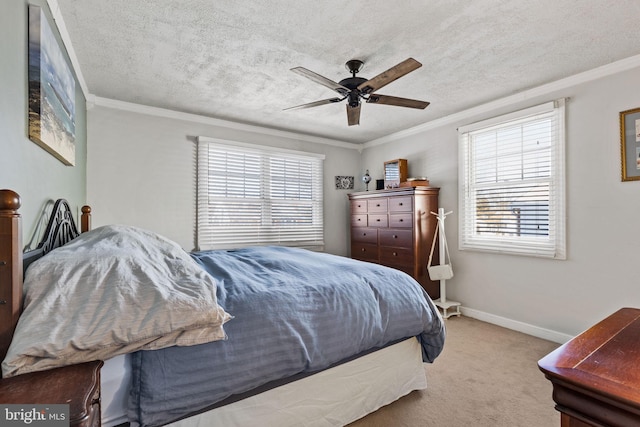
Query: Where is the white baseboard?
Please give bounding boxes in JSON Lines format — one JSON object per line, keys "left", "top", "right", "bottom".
{"left": 459, "top": 307, "right": 573, "bottom": 344}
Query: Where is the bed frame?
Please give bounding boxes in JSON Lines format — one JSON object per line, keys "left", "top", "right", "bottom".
{"left": 0, "top": 189, "right": 91, "bottom": 368}
{"left": 0, "top": 189, "right": 431, "bottom": 427}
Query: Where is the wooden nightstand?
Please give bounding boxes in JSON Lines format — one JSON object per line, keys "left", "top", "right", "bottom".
{"left": 0, "top": 360, "right": 103, "bottom": 427}
{"left": 539, "top": 308, "right": 640, "bottom": 426}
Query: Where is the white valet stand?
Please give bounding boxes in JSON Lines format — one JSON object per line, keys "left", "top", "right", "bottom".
{"left": 430, "top": 208, "right": 461, "bottom": 319}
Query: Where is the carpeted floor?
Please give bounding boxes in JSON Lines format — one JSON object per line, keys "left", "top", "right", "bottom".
{"left": 348, "top": 315, "right": 561, "bottom": 427}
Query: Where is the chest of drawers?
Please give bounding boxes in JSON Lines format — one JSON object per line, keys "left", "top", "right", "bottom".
{"left": 348, "top": 186, "right": 440, "bottom": 299}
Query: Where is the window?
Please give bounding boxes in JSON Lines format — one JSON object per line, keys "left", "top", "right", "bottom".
{"left": 458, "top": 100, "right": 566, "bottom": 259}
{"left": 196, "top": 137, "right": 324, "bottom": 250}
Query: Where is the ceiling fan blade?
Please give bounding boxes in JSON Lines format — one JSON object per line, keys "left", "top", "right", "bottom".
{"left": 357, "top": 58, "right": 422, "bottom": 94}
{"left": 347, "top": 104, "right": 361, "bottom": 126}
{"left": 284, "top": 97, "right": 344, "bottom": 111}
{"left": 367, "top": 94, "right": 430, "bottom": 109}
{"left": 291, "top": 67, "right": 350, "bottom": 96}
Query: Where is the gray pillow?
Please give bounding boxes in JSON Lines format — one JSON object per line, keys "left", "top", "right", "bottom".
{"left": 2, "top": 224, "right": 231, "bottom": 377}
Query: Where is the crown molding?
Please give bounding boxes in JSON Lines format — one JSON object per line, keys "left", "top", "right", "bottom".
{"left": 363, "top": 53, "right": 640, "bottom": 149}
{"left": 91, "top": 97, "right": 361, "bottom": 150}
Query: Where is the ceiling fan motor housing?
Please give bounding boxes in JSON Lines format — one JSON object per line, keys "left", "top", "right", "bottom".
{"left": 338, "top": 77, "right": 368, "bottom": 90}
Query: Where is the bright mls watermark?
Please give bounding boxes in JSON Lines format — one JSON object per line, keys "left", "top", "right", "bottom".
{"left": 1, "top": 405, "right": 69, "bottom": 426}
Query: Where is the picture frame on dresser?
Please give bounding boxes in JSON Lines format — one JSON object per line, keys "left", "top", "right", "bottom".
{"left": 383, "top": 159, "right": 408, "bottom": 189}
{"left": 620, "top": 106, "right": 640, "bottom": 181}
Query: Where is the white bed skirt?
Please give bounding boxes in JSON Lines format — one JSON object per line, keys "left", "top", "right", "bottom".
{"left": 102, "top": 337, "right": 427, "bottom": 427}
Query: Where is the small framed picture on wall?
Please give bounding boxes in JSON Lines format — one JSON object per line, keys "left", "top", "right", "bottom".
{"left": 335, "top": 176, "right": 354, "bottom": 190}
{"left": 620, "top": 107, "right": 640, "bottom": 181}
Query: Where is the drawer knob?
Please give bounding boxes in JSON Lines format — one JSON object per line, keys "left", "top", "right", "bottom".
{"left": 393, "top": 235, "right": 398, "bottom": 239}
{"left": 361, "top": 248, "right": 366, "bottom": 252}
{"left": 363, "top": 233, "right": 367, "bottom": 236}
{"left": 357, "top": 218, "right": 361, "bottom": 221}
{"left": 376, "top": 204, "right": 380, "bottom": 207}
{"left": 399, "top": 219, "right": 404, "bottom": 222}
{"left": 393, "top": 252, "right": 398, "bottom": 256}
{"left": 399, "top": 202, "right": 403, "bottom": 206}
{"left": 376, "top": 219, "right": 381, "bottom": 222}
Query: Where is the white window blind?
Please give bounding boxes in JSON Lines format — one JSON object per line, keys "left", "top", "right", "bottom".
{"left": 458, "top": 100, "right": 566, "bottom": 259}
{"left": 196, "top": 137, "right": 325, "bottom": 250}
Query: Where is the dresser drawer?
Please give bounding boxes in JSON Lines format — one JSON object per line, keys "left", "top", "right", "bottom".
{"left": 351, "top": 243, "right": 378, "bottom": 261}
{"left": 379, "top": 246, "right": 414, "bottom": 268}
{"left": 350, "top": 200, "right": 367, "bottom": 213}
{"left": 351, "top": 214, "right": 367, "bottom": 227}
{"left": 368, "top": 214, "right": 388, "bottom": 227}
{"left": 352, "top": 227, "right": 377, "bottom": 244}
{"left": 379, "top": 229, "right": 413, "bottom": 247}
{"left": 389, "top": 213, "right": 412, "bottom": 228}
{"left": 367, "top": 198, "right": 388, "bottom": 213}
{"left": 388, "top": 196, "right": 412, "bottom": 212}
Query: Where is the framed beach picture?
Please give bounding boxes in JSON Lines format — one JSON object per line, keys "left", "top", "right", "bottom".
{"left": 28, "top": 5, "right": 76, "bottom": 166}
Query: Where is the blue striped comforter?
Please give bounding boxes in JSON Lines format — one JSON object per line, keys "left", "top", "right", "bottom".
{"left": 128, "top": 246, "right": 445, "bottom": 427}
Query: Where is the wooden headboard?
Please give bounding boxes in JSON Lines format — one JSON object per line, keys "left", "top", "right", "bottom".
{"left": 0, "top": 189, "right": 91, "bottom": 366}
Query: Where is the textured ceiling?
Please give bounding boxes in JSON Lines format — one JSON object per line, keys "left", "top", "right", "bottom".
{"left": 55, "top": 0, "right": 640, "bottom": 144}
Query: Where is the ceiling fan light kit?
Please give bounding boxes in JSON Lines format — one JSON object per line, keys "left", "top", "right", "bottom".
{"left": 286, "top": 57, "right": 430, "bottom": 126}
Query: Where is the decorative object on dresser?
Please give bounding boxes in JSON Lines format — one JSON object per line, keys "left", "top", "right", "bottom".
{"left": 383, "top": 159, "right": 408, "bottom": 188}
{"left": 538, "top": 308, "right": 640, "bottom": 427}
{"left": 362, "top": 169, "right": 372, "bottom": 190}
{"left": 348, "top": 186, "right": 440, "bottom": 299}
{"left": 0, "top": 361, "right": 103, "bottom": 427}
{"left": 400, "top": 177, "right": 430, "bottom": 187}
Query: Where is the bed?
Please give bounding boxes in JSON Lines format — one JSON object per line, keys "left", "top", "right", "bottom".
{"left": 0, "top": 189, "right": 445, "bottom": 427}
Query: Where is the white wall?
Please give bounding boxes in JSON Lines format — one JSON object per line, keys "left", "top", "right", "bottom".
{"left": 362, "top": 63, "right": 640, "bottom": 340}
{"left": 87, "top": 103, "right": 362, "bottom": 255}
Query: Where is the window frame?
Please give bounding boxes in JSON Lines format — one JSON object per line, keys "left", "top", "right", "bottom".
{"left": 458, "top": 100, "right": 566, "bottom": 259}
{"left": 196, "top": 136, "right": 325, "bottom": 251}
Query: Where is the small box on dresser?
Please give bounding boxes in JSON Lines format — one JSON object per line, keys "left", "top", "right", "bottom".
{"left": 348, "top": 186, "right": 440, "bottom": 299}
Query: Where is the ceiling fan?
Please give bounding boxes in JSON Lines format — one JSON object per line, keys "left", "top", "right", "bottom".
{"left": 285, "top": 58, "right": 430, "bottom": 126}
